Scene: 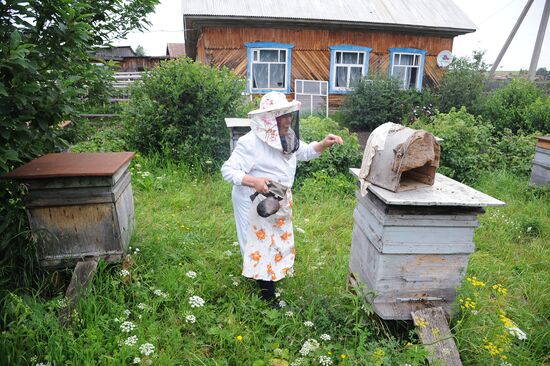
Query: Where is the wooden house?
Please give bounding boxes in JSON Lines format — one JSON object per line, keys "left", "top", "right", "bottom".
{"left": 182, "top": 0, "right": 476, "bottom": 110}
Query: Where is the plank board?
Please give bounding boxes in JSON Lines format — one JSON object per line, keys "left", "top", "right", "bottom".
{"left": 59, "top": 259, "right": 98, "bottom": 326}
{"left": 411, "top": 307, "right": 462, "bottom": 366}
{"left": 350, "top": 168, "right": 505, "bottom": 207}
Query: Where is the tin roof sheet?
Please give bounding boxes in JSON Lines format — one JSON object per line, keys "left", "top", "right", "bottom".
{"left": 182, "top": 0, "right": 476, "bottom": 33}
{"left": 4, "top": 152, "right": 135, "bottom": 179}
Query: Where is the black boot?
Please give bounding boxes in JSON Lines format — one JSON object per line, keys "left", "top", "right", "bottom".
{"left": 256, "top": 280, "right": 279, "bottom": 308}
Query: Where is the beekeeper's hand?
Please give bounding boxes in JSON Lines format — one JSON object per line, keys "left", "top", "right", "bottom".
{"left": 243, "top": 175, "right": 271, "bottom": 194}
{"left": 315, "top": 134, "right": 343, "bottom": 153}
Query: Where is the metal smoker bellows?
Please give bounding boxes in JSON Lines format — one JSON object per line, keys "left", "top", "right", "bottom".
{"left": 349, "top": 126, "right": 505, "bottom": 320}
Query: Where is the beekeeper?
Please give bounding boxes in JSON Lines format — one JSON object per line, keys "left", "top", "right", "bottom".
{"left": 221, "top": 92, "right": 343, "bottom": 304}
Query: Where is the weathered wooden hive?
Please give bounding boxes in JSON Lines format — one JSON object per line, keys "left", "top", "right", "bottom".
{"left": 364, "top": 126, "right": 441, "bottom": 192}
{"left": 529, "top": 136, "right": 550, "bottom": 187}
{"left": 349, "top": 168, "right": 504, "bottom": 320}
{"left": 4, "top": 152, "right": 135, "bottom": 268}
{"left": 225, "top": 118, "right": 251, "bottom": 152}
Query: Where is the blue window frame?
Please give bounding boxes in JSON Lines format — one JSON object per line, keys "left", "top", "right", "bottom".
{"left": 245, "top": 42, "right": 293, "bottom": 93}
{"left": 329, "top": 45, "right": 371, "bottom": 94}
{"left": 388, "top": 48, "right": 427, "bottom": 91}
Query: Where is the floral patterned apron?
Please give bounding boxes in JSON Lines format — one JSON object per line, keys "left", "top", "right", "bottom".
{"left": 242, "top": 190, "right": 295, "bottom": 281}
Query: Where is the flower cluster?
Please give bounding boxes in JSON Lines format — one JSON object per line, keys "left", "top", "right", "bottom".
{"left": 492, "top": 284, "right": 508, "bottom": 296}
{"left": 185, "top": 314, "right": 196, "bottom": 324}
{"left": 459, "top": 297, "right": 476, "bottom": 310}
{"left": 124, "top": 335, "right": 138, "bottom": 346}
{"left": 153, "top": 289, "right": 168, "bottom": 298}
{"left": 186, "top": 271, "right": 197, "bottom": 279}
{"left": 303, "top": 321, "right": 314, "bottom": 327}
{"left": 319, "top": 355, "right": 333, "bottom": 365}
{"left": 189, "top": 295, "right": 205, "bottom": 308}
{"left": 120, "top": 269, "right": 130, "bottom": 277}
{"left": 320, "top": 334, "right": 331, "bottom": 341}
{"left": 299, "top": 339, "right": 319, "bottom": 356}
{"left": 466, "top": 276, "right": 486, "bottom": 287}
{"left": 139, "top": 343, "right": 155, "bottom": 356}
{"left": 120, "top": 321, "right": 136, "bottom": 333}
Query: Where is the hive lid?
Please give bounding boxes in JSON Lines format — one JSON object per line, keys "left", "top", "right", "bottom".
{"left": 536, "top": 136, "right": 550, "bottom": 149}
{"left": 4, "top": 152, "right": 135, "bottom": 179}
{"left": 225, "top": 118, "right": 250, "bottom": 128}
{"left": 350, "top": 168, "right": 505, "bottom": 207}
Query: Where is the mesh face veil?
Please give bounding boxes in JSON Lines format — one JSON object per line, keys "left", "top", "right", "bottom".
{"left": 276, "top": 110, "right": 300, "bottom": 154}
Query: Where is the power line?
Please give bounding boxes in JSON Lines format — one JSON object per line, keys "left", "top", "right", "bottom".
{"left": 479, "top": 0, "right": 523, "bottom": 25}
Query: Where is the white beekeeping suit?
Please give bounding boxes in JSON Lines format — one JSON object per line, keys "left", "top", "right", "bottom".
{"left": 221, "top": 92, "right": 320, "bottom": 282}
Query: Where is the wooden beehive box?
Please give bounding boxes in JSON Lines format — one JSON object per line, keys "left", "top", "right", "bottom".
{"left": 529, "top": 136, "right": 550, "bottom": 187}
{"left": 4, "top": 152, "right": 135, "bottom": 268}
{"left": 225, "top": 118, "right": 251, "bottom": 152}
{"left": 349, "top": 168, "right": 505, "bottom": 320}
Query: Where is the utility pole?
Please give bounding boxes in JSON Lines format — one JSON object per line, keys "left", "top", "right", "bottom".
{"left": 528, "top": 0, "right": 550, "bottom": 80}
{"left": 488, "top": 0, "right": 534, "bottom": 79}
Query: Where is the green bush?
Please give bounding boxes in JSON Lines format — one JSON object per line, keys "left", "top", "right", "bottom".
{"left": 435, "top": 52, "right": 488, "bottom": 114}
{"left": 481, "top": 78, "right": 544, "bottom": 134}
{"left": 487, "top": 129, "right": 537, "bottom": 177}
{"left": 342, "top": 77, "right": 421, "bottom": 131}
{"left": 522, "top": 96, "right": 550, "bottom": 134}
{"left": 70, "top": 125, "right": 128, "bottom": 153}
{"left": 296, "top": 116, "right": 362, "bottom": 184}
{"left": 123, "top": 58, "right": 246, "bottom": 166}
{"left": 411, "top": 108, "right": 493, "bottom": 183}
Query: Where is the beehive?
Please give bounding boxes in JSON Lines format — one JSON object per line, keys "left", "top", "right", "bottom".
{"left": 349, "top": 168, "right": 505, "bottom": 320}
{"left": 4, "top": 152, "right": 135, "bottom": 268}
{"left": 529, "top": 136, "right": 550, "bottom": 187}
{"left": 225, "top": 118, "right": 251, "bottom": 152}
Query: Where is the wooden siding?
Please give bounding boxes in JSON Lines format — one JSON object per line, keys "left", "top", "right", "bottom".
{"left": 197, "top": 26, "right": 453, "bottom": 109}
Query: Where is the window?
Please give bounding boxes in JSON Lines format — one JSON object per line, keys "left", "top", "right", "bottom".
{"left": 245, "top": 42, "right": 293, "bottom": 93}
{"left": 389, "top": 48, "right": 427, "bottom": 91}
{"left": 329, "top": 45, "right": 371, "bottom": 94}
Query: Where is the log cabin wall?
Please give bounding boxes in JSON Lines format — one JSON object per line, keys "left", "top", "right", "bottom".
{"left": 197, "top": 27, "right": 453, "bottom": 108}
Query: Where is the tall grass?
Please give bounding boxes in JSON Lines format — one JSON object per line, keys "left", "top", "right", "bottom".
{"left": 0, "top": 156, "right": 548, "bottom": 365}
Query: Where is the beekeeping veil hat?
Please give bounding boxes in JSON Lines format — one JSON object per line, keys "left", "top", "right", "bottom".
{"left": 248, "top": 92, "right": 301, "bottom": 155}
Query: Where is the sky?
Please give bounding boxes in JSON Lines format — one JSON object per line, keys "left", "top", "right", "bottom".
{"left": 114, "top": 0, "right": 550, "bottom": 71}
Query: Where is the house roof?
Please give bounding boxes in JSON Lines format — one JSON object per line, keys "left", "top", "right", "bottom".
{"left": 95, "top": 46, "right": 136, "bottom": 60}
{"left": 182, "top": 0, "right": 476, "bottom": 35}
{"left": 166, "top": 43, "right": 186, "bottom": 58}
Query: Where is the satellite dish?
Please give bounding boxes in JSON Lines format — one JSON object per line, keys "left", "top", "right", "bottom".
{"left": 437, "top": 50, "right": 454, "bottom": 68}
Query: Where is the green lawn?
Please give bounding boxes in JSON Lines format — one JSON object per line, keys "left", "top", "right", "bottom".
{"left": 1, "top": 157, "right": 548, "bottom": 365}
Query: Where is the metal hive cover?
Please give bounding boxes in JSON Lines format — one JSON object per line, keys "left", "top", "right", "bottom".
{"left": 4, "top": 152, "right": 135, "bottom": 179}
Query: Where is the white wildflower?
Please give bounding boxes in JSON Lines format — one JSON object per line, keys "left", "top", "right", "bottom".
{"left": 471, "top": 310, "right": 479, "bottom": 315}
{"left": 153, "top": 289, "right": 168, "bottom": 298}
{"left": 232, "top": 241, "right": 239, "bottom": 247}
{"left": 185, "top": 314, "right": 196, "bottom": 324}
{"left": 189, "top": 295, "right": 205, "bottom": 308}
{"left": 35, "top": 363, "right": 50, "bottom": 366}
{"left": 232, "top": 281, "right": 239, "bottom": 287}
{"left": 506, "top": 326, "right": 527, "bottom": 340}
{"left": 278, "top": 300, "right": 287, "bottom": 308}
{"left": 303, "top": 320, "right": 314, "bottom": 327}
{"left": 124, "top": 335, "right": 138, "bottom": 346}
{"left": 30, "top": 356, "right": 37, "bottom": 363}
{"left": 225, "top": 250, "right": 233, "bottom": 256}
{"left": 285, "top": 311, "right": 294, "bottom": 316}
{"left": 290, "top": 358, "right": 304, "bottom": 366}
{"left": 120, "top": 269, "right": 130, "bottom": 277}
{"left": 137, "top": 303, "right": 148, "bottom": 311}
{"left": 56, "top": 297, "right": 68, "bottom": 309}
{"left": 139, "top": 342, "right": 155, "bottom": 356}
{"left": 320, "top": 334, "right": 331, "bottom": 341}
{"left": 120, "top": 321, "right": 136, "bottom": 333}
{"left": 141, "top": 171, "right": 151, "bottom": 177}
{"left": 133, "top": 357, "right": 141, "bottom": 364}
{"left": 319, "top": 355, "right": 333, "bottom": 366}
{"left": 134, "top": 247, "right": 140, "bottom": 253}
{"left": 500, "top": 362, "right": 512, "bottom": 366}
{"left": 123, "top": 309, "right": 131, "bottom": 318}
{"left": 299, "top": 339, "right": 319, "bottom": 356}
{"left": 186, "top": 271, "right": 197, "bottom": 279}
{"left": 295, "top": 227, "right": 305, "bottom": 234}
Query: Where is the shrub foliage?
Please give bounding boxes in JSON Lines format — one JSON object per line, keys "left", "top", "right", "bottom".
{"left": 124, "top": 58, "right": 246, "bottom": 165}
{"left": 296, "top": 116, "right": 362, "bottom": 184}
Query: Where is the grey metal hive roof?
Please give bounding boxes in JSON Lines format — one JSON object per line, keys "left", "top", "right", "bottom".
{"left": 182, "top": 0, "right": 476, "bottom": 34}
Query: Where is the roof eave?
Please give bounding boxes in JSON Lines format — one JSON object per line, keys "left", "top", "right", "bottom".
{"left": 183, "top": 15, "right": 476, "bottom": 37}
